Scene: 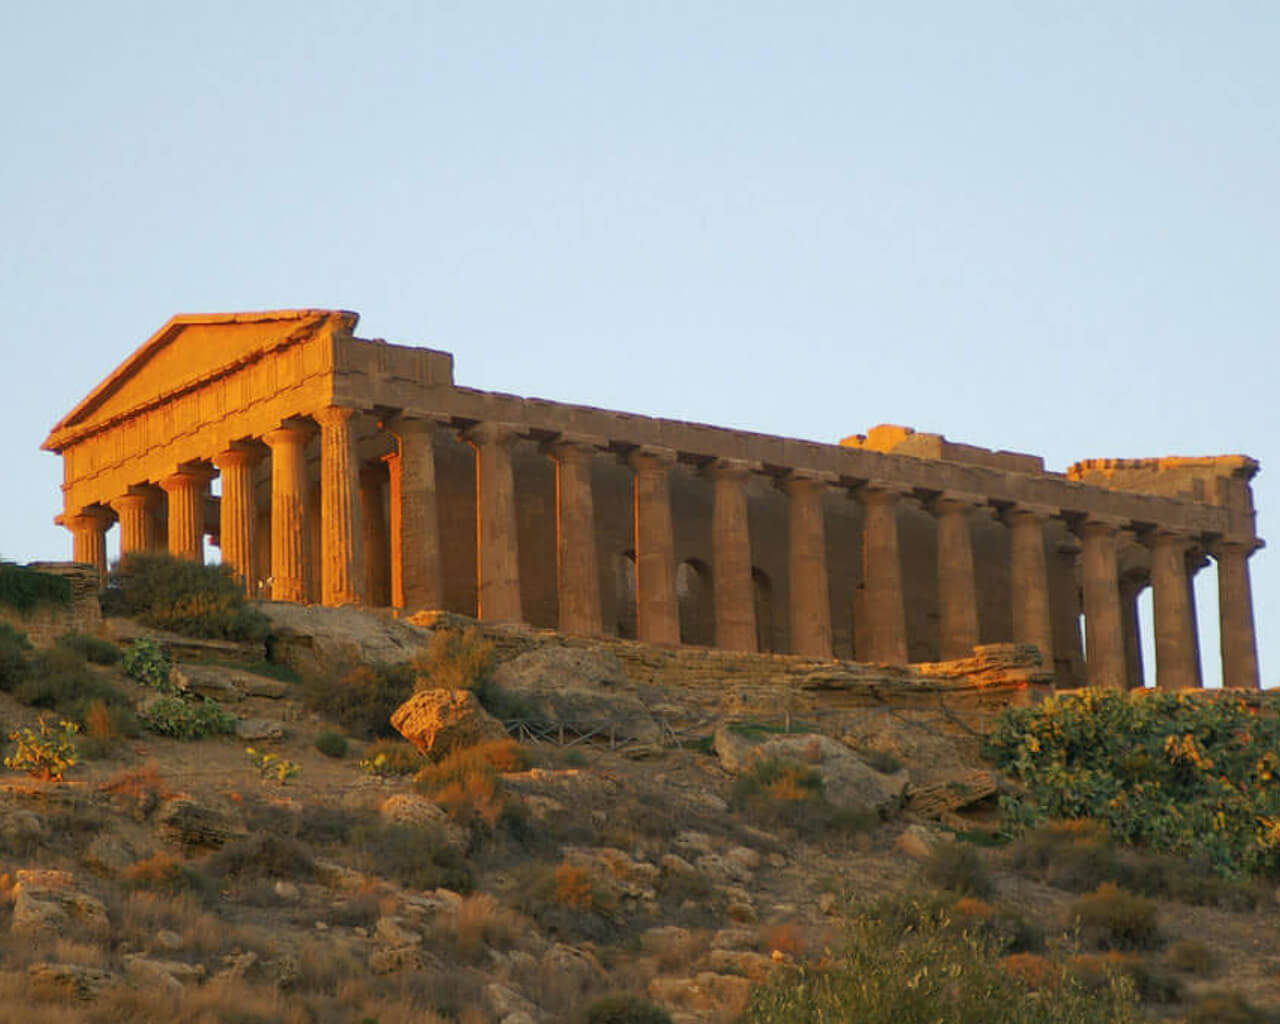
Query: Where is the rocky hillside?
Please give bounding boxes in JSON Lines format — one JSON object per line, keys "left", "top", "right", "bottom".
{"left": 0, "top": 604, "right": 1276, "bottom": 1024}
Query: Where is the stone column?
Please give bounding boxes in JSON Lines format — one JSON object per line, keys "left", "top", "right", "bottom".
{"left": 464, "top": 421, "right": 524, "bottom": 622}
{"left": 629, "top": 445, "right": 679, "bottom": 645}
{"left": 706, "top": 458, "right": 759, "bottom": 653}
{"left": 856, "top": 482, "right": 910, "bottom": 664}
{"left": 112, "top": 490, "right": 153, "bottom": 556}
{"left": 1003, "top": 504, "right": 1057, "bottom": 674}
{"left": 316, "top": 406, "right": 365, "bottom": 607}
{"left": 360, "top": 463, "right": 390, "bottom": 607}
{"left": 263, "top": 420, "right": 311, "bottom": 603}
{"left": 383, "top": 416, "right": 443, "bottom": 612}
{"left": 66, "top": 507, "right": 112, "bottom": 580}
{"left": 929, "top": 492, "right": 982, "bottom": 660}
{"left": 1118, "top": 572, "right": 1147, "bottom": 690}
{"left": 1146, "top": 529, "right": 1200, "bottom": 690}
{"left": 780, "top": 471, "right": 833, "bottom": 659}
{"left": 213, "top": 445, "right": 260, "bottom": 597}
{"left": 548, "top": 434, "right": 605, "bottom": 636}
{"left": 160, "top": 467, "right": 211, "bottom": 562}
{"left": 1214, "top": 539, "right": 1261, "bottom": 690}
{"left": 1076, "top": 517, "right": 1127, "bottom": 689}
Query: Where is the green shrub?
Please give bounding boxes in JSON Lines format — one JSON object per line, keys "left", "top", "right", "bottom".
{"left": 1068, "top": 883, "right": 1161, "bottom": 951}
{"left": 5, "top": 717, "right": 79, "bottom": 781}
{"left": 139, "top": 696, "right": 237, "bottom": 739}
{"left": 0, "top": 563, "right": 71, "bottom": 611}
{"left": 303, "top": 661, "right": 414, "bottom": 739}
{"left": 122, "top": 638, "right": 173, "bottom": 691}
{"left": 922, "top": 841, "right": 996, "bottom": 899}
{"left": 0, "top": 623, "right": 31, "bottom": 690}
{"left": 15, "top": 646, "right": 133, "bottom": 724}
{"left": 742, "top": 896, "right": 1137, "bottom": 1024}
{"left": 55, "top": 632, "right": 120, "bottom": 665}
{"left": 206, "top": 832, "right": 315, "bottom": 882}
{"left": 358, "top": 737, "right": 425, "bottom": 775}
{"left": 349, "top": 820, "right": 474, "bottom": 893}
{"left": 987, "top": 689, "right": 1280, "bottom": 877}
{"left": 314, "top": 730, "right": 348, "bottom": 758}
{"left": 105, "top": 552, "right": 270, "bottom": 642}
{"left": 585, "top": 993, "right": 673, "bottom": 1024}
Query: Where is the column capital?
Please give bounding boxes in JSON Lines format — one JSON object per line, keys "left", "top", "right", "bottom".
{"left": 67, "top": 505, "right": 115, "bottom": 530}
{"left": 110, "top": 488, "right": 152, "bottom": 514}
{"left": 999, "top": 502, "right": 1059, "bottom": 527}
{"left": 159, "top": 465, "right": 215, "bottom": 494}
{"left": 1071, "top": 514, "right": 1129, "bottom": 540}
{"left": 925, "top": 491, "right": 987, "bottom": 517}
{"left": 627, "top": 445, "right": 678, "bottom": 474}
{"left": 777, "top": 468, "right": 837, "bottom": 496}
{"left": 314, "top": 405, "right": 361, "bottom": 429}
{"left": 1210, "top": 535, "right": 1264, "bottom": 559}
{"left": 703, "top": 458, "right": 762, "bottom": 483}
{"left": 545, "top": 432, "right": 609, "bottom": 462}
{"left": 263, "top": 418, "right": 315, "bottom": 447}
{"left": 380, "top": 411, "right": 451, "bottom": 434}
{"left": 213, "top": 443, "right": 263, "bottom": 471}
{"left": 854, "top": 480, "right": 912, "bottom": 507}
{"left": 1140, "top": 526, "right": 1196, "bottom": 551}
{"left": 462, "top": 420, "right": 527, "bottom": 448}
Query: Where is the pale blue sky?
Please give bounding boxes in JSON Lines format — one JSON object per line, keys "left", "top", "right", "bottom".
{"left": 3, "top": 3, "right": 1276, "bottom": 685}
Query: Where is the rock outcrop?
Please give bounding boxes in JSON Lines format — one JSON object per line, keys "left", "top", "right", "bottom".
{"left": 390, "top": 689, "right": 506, "bottom": 756}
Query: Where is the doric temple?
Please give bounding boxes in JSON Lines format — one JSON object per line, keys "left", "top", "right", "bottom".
{"left": 43, "top": 309, "right": 1263, "bottom": 689}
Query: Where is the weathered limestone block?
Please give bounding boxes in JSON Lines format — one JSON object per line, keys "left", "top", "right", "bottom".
{"left": 27, "top": 963, "right": 120, "bottom": 1002}
{"left": 235, "top": 718, "right": 285, "bottom": 741}
{"left": 155, "top": 797, "right": 244, "bottom": 852}
{"left": 713, "top": 724, "right": 909, "bottom": 817}
{"left": 257, "top": 602, "right": 433, "bottom": 676}
{"left": 391, "top": 688, "right": 506, "bottom": 756}
{"left": 906, "top": 767, "right": 998, "bottom": 818}
{"left": 379, "top": 793, "right": 469, "bottom": 848}
{"left": 13, "top": 881, "right": 110, "bottom": 941}
{"left": 490, "top": 646, "right": 662, "bottom": 743}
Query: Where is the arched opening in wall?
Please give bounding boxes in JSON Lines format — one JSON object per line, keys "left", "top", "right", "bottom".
{"left": 614, "top": 551, "right": 637, "bottom": 640}
{"left": 752, "top": 568, "right": 774, "bottom": 653}
{"left": 678, "top": 559, "right": 714, "bottom": 647}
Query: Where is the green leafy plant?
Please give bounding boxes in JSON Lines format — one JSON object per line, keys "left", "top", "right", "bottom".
{"left": 313, "top": 730, "right": 348, "bottom": 758}
{"left": 303, "top": 661, "right": 415, "bottom": 739}
{"left": 0, "top": 623, "right": 31, "bottom": 690}
{"left": 139, "top": 696, "right": 237, "bottom": 739}
{"left": 122, "top": 638, "right": 173, "bottom": 691}
{"left": 105, "top": 552, "right": 270, "bottom": 641}
{"left": 358, "top": 737, "right": 425, "bottom": 776}
{"left": 246, "top": 747, "right": 300, "bottom": 785}
{"left": 0, "top": 563, "right": 71, "bottom": 611}
{"left": 987, "top": 689, "right": 1280, "bottom": 877}
{"left": 5, "top": 717, "right": 79, "bottom": 781}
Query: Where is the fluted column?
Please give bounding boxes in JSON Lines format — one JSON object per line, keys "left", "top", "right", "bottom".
{"left": 1214, "top": 539, "right": 1261, "bottom": 690}
{"left": 1147, "top": 529, "right": 1200, "bottom": 690}
{"left": 1003, "top": 504, "right": 1056, "bottom": 674}
{"left": 1118, "top": 572, "right": 1147, "bottom": 689}
{"left": 66, "top": 507, "right": 113, "bottom": 580}
{"left": 360, "top": 463, "right": 390, "bottom": 607}
{"left": 548, "top": 434, "right": 604, "bottom": 636}
{"left": 384, "top": 415, "right": 443, "bottom": 612}
{"left": 780, "top": 471, "right": 833, "bottom": 659}
{"left": 263, "top": 421, "right": 311, "bottom": 603}
{"left": 317, "top": 406, "right": 365, "bottom": 607}
{"left": 629, "top": 446, "right": 679, "bottom": 645}
{"left": 1076, "top": 517, "right": 1127, "bottom": 689}
{"left": 464, "top": 421, "right": 524, "bottom": 622}
{"left": 112, "top": 490, "right": 152, "bottom": 556}
{"left": 160, "top": 467, "right": 211, "bottom": 562}
{"left": 213, "top": 445, "right": 260, "bottom": 596}
{"left": 929, "top": 492, "right": 982, "bottom": 659}
{"left": 707, "top": 458, "right": 758, "bottom": 652}
{"left": 857, "top": 482, "right": 910, "bottom": 664}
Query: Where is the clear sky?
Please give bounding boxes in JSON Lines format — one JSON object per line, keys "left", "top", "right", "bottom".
{"left": 3, "top": 2, "right": 1276, "bottom": 686}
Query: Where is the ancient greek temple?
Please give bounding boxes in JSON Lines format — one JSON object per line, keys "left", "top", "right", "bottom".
{"left": 44, "top": 309, "right": 1262, "bottom": 689}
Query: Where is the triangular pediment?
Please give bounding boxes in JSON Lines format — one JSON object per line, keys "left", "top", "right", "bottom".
{"left": 43, "top": 309, "right": 357, "bottom": 450}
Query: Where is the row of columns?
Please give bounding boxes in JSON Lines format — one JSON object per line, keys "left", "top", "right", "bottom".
{"left": 63, "top": 412, "right": 1262, "bottom": 690}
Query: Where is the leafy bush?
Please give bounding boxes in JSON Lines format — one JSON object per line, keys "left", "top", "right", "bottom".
{"left": 122, "top": 638, "right": 173, "bottom": 691}
{"left": 139, "top": 696, "right": 236, "bottom": 739}
{"left": 987, "top": 688, "right": 1280, "bottom": 877}
{"left": 14, "top": 646, "right": 134, "bottom": 725}
{"left": 5, "top": 717, "right": 79, "bottom": 781}
{"left": 1068, "top": 883, "right": 1160, "bottom": 951}
{"left": 922, "top": 841, "right": 996, "bottom": 899}
{"left": 105, "top": 552, "right": 270, "bottom": 642}
{"left": 585, "top": 993, "right": 673, "bottom": 1024}
{"left": 314, "top": 730, "right": 348, "bottom": 758}
{"left": 358, "top": 737, "right": 425, "bottom": 776}
{"left": 1068, "top": 952, "right": 1182, "bottom": 1004}
{"left": 0, "top": 562, "right": 70, "bottom": 611}
{"left": 245, "top": 747, "right": 300, "bottom": 785}
{"left": 55, "top": 632, "right": 120, "bottom": 665}
{"left": 742, "top": 896, "right": 1137, "bottom": 1024}
{"left": 303, "top": 661, "right": 414, "bottom": 739}
{"left": 348, "top": 820, "right": 474, "bottom": 893}
{"left": 0, "top": 623, "right": 30, "bottom": 690}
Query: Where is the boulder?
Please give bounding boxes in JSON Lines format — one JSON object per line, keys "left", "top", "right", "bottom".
{"left": 235, "top": 718, "right": 285, "bottom": 741}
{"left": 171, "top": 665, "right": 245, "bottom": 702}
{"left": 390, "top": 689, "right": 506, "bottom": 757}
{"left": 714, "top": 724, "right": 909, "bottom": 817}
{"left": 490, "top": 646, "right": 662, "bottom": 745}
{"left": 27, "top": 963, "right": 119, "bottom": 1002}
{"left": 83, "top": 832, "right": 140, "bottom": 876}
{"left": 257, "top": 602, "right": 434, "bottom": 677}
{"left": 13, "top": 881, "right": 110, "bottom": 941}
{"left": 156, "top": 797, "right": 243, "bottom": 852}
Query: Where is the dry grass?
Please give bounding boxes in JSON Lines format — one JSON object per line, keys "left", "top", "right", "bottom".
{"left": 428, "top": 892, "right": 526, "bottom": 965}
{"left": 118, "top": 891, "right": 230, "bottom": 957}
{"left": 415, "top": 738, "right": 529, "bottom": 825}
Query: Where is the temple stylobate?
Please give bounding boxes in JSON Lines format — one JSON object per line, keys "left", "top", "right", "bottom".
{"left": 44, "top": 310, "right": 1263, "bottom": 690}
